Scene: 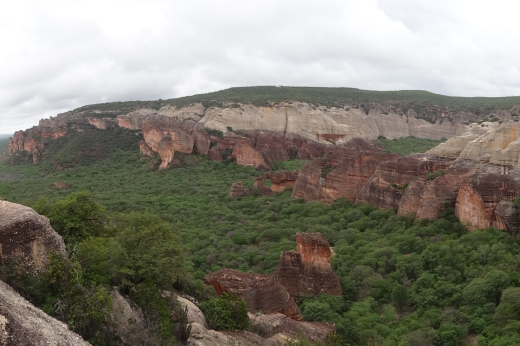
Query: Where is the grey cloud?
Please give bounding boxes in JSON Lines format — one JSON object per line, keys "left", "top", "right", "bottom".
{"left": 2, "top": 0, "right": 520, "bottom": 133}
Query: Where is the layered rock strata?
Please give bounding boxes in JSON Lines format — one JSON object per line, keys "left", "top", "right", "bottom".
{"left": 0, "top": 201, "right": 66, "bottom": 271}
{"left": 455, "top": 165, "right": 520, "bottom": 231}
{"left": 203, "top": 268, "right": 302, "bottom": 321}
{"left": 355, "top": 154, "right": 453, "bottom": 210}
{"left": 278, "top": 232, "right": 342, "bottom": 300}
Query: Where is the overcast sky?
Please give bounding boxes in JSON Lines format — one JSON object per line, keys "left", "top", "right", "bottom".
{"left": 2, "top": 0, "right": 520, "bottom": 134}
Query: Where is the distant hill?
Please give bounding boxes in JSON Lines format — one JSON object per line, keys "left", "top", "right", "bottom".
{"left": 73, "top": 86, "right": 520, "bottom": 117}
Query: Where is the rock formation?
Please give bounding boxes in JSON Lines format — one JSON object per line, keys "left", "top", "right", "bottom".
{"left": 0, "top": 201, "right": 66, "bottom": 271}
{"left": 232, "top": 142, "right": 271, "bottom": 169}
{"left": 459, "top": 121, "right": 519, "bottom": 161}
{"left": 278, "top": 232, "right": 342, "bottom": 300}
{"left": 204, "top": 232, "right": 342, "bottom": 321}
{"left": 493, "top": 201, "right": 520, "bottom": 236}
{"left": 203, "top": 269, "right": 302, "bottom": 321}
{"left": 455, "top": 165, "right": 520, "bottom": 231}
{"left": 230, "top": 171, "right": 299, "bottom": 198}
{"left": 109, "top": 288, "right": 148, "bottom": 345}
{"left": 291, "top": 149, "right": 399, "bottom": 204}
{"left": 0, "top": 279, "right": 90, "bottom": 345}
{"left": 355, "top": 154, "right": 453, "bottom": 210}
{"left": 138, "top": 140, "right": 154, "bottom": 157}
{"left": 397, "top": 158, "right": 481, "bottom": 219}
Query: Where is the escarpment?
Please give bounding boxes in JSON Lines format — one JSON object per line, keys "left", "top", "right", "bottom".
{"left": 0, "top": 201, "right": 66, "bottom": 271}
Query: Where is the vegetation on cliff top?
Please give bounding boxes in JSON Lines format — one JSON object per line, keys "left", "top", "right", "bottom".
{"left": 376, "top": 136, "right": 446, "bottom": 156}
{"left": 3, "top": 129, "right": 520, "bottom": 345}
{"left": 72, "top": 86, "right": 520, "bottom": 117}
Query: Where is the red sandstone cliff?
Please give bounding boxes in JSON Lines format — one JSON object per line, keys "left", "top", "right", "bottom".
{"left": 278, "top": 232, "right": 342, "bottom": 300}
{"left": 203, "top": 268, "right": 302, "bottom": 321}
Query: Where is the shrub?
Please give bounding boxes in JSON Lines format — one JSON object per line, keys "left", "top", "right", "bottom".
{"left": 200, "top": 293, "right": 250, "bottom": 330}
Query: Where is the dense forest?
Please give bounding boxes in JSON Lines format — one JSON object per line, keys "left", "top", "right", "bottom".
{"left": 2, "top": 128, "right": 520, "bottom": 345}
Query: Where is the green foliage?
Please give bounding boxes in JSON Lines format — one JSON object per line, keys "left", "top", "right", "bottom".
{"left": 376, "top": 136, "right": 446, "bottom": 156}
{"left": 200, "top": 293, "right": 250, "bottom": 330}
{"left": 71, "top": 86, "right": 520, "bottom": 115}
{"left": 39, "top": 191, "right": 107, "bottom": 246}
{"left": 321, "top": 164, "right": 335, "bottom": 178}
{"left": 206, "top": 128, "right": 224, "bottom": 139}
{"left": 427, "top": 170, "right": 446, "bottom": 180}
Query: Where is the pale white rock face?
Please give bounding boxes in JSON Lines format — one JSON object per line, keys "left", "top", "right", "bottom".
{"left": 202, "top": 102, "right": 382, "bottom": 144}
{"left": 368, "top": 108, "right": 409, "bottom": 139}
{"left": 426, "top": 126, "right": 489, "bottom": 158}
{"left": 489, "top": 137, "right": 520, "bottom": 166}
{"left": 459, "top": 121, "right": 519, "bottom": 161}
{"left": 157, "top": 103, "right": 205, "bottom": 120}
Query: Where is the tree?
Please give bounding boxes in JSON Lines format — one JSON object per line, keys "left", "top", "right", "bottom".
{"left": 46, "top": 191, "right": 107, "bottom": 246}
{"left": 200, "top": 293, "right": 249, "bottom": 330}
{"left": 113, "top": 212, "right": 186, "bottom": 290}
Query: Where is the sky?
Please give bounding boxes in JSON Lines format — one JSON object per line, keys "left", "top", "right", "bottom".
{"left": 2, "top": 0, "right": 520, "bottom": 134}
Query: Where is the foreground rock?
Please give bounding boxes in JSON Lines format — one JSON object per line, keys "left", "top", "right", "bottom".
{"left": 203, "top": 269, "right": 302, "bottom": 321}
{"left": 0, "top": 201, "right": 66, "bottom": 271}
{"left": 0, "top": 279, "right": 90, "bottom": 345}
{"left": 278, "top": 232, "right": 342, "bottom": 300}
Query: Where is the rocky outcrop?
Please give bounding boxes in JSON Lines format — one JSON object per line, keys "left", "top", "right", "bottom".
{"left": 158, "top": 136, "right": 175, "bottom": 169}
{"left": 427, "top": 125, "right": 492, "bottom": 158}
{"left": 398, "top": 159, "right": 481, "bottom": 219}
{"left": 255, "top": 135, "right": 290, "bottom": 162}
{"left": 493, "top": 201, "right": 520, "bottom": 236}
{"left": 459, "top": 121, "right": 519, "bottom": 161}
{"left": 278, "top": 232, "right": 342, "bottom": 300}
{"left": 109, "top": 288, "right": 148, "bottom": 345}
{"left": 249, "top": 313, "right": 335, "bottom": 345}
{"left": 0, "top": 279, "right": 90, "bottom": 345}
{"left": 230, "top": 171, "right": 299, "bottom": 198}
{"left": 355, "top": 154, "right": 453, "bottom": 210}
{"left": 0, "top": 201, "right": 66, "bottom": 271}
{"left": 50, "top": 183, "right": 71, "bottom": 190}
{"left": 203, "top": 269, "right": 302, "bottom": 321}
{"left": 455, "top": 165, "right": 520, "bottom": 231}
{"left": 232, "top": 142, "right": 271, "bottom": 169}
{"left": 138, "top": 140, "right": 154, "bottom": 157}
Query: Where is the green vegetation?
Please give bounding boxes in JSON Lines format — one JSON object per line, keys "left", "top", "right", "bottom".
{"left": 427, "top": 169, "right": 446, "bottom": 180}
{"left": 200, "top": 293, "right": 250, "bottom": 331}
{"left": 72, "top": 86, "right": 520, "bottom": 117}
{"left": 3, "top": 128, "right": 520, "bottom": 345}
{"left": 376, "top": 136, "right": 446, "bottom": 156}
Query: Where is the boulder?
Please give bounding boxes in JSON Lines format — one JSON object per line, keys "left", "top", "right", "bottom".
{"left": 0, "top": 201, "right": 66, "bottom": 271}
{"left": 108, "top": 288, "right": 148, "bottom": 345}
{"left": 229, "top": 182, "right": 249, "bottom": 198}
{"left": 203, "top": 269, "right": 302, "bottom": 321}
{"left": 0, "top": 279, "right": 90, "bottom": 345}
{"left": 278, "top": 232, "right": 342, "bottom": 300}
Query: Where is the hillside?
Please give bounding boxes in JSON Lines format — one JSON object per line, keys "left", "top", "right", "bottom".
{"left": 73, "top": 86, "right": 520, "bottom": 116}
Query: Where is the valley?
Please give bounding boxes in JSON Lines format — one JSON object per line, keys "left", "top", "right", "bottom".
{"left": 3, "top": 86, "right": 520, "bottom": 345}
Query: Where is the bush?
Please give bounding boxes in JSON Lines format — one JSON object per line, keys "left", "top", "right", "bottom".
{"left": 200, "top": 293, "right": 249, "bottom": 330}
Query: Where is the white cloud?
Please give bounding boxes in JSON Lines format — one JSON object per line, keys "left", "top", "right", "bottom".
{"left": 1, "top": 0, "right": 520, "bottom": 133}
